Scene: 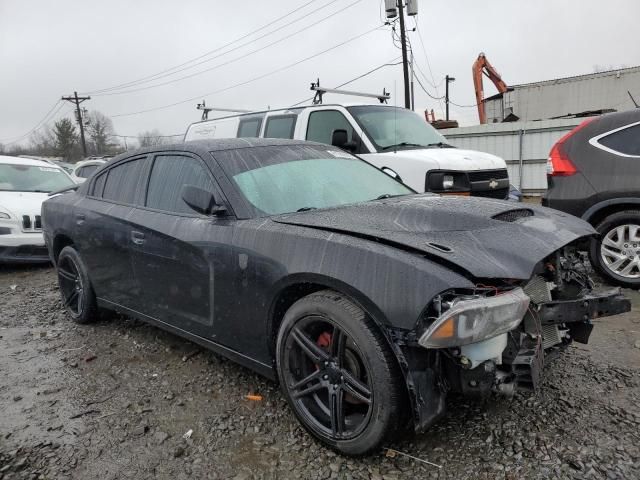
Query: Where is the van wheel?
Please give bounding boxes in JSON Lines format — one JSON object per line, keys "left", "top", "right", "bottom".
{"left": 56, "top": 246, "right": 99, "bottom": 323}
{"left": 590, "top": 211, "right": 640, "bottom": 288}
{"left": 275, "top": 290, "right": 407, "bottom": 456}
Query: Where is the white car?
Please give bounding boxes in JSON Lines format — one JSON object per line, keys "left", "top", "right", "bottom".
{"left": 0, "top": 155, "right": 76, "bottom": 263}
{"left": 71, "top": 159, "right": 106, "bottom": 183}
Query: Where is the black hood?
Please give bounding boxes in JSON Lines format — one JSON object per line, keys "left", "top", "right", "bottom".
{"left": 273, "top": 195, "right": 596, "bottom": 280}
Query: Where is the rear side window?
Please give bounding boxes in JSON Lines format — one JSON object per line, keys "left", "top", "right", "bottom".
{"left": 81, "top": 164, "right": 100, "bottom": 177}
{"left": 92, "top": 172, "right": 107, "bottom": 197}
{"left": 597, "top": 123, "right": 640, "bottom": 156}
{"left": 102, "top": 158, "right": 145, "bottom": 204}
{"left": 264, "top": 115, "right": 296, "bottom": 139}
{"left": 146, "top": 155, "right": 216, "bottom": 214}
{"left": 237, "top": 118, "right": 262, "bottom": 138}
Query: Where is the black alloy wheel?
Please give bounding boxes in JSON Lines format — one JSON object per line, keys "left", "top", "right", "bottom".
{"left": 283, "top": 315, "right": 374, "bottom": 441}
{"left": 276, "top": 290, "right": 406, "bottom": 455}
{"left": 57, "top": 246, "right": 98, "bottom": 323}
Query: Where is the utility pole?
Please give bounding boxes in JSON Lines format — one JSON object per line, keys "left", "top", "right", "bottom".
{"left": 397, "top": 1, "right": 411, "bottom": 109}
{"left": 445, "top": 75, "right": 455, "bottom": 121}
{"left": 62, "top": 91, "right": 91, "bottom": 157}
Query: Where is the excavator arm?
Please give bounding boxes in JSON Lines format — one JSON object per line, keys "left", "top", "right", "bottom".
{"left": 473, "top": 53, "right": 508, "bottom": 124}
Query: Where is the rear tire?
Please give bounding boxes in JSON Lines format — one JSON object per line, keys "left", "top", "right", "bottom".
{"left": 56, "top": 246, "right": 99, "bottom": 323}
{"left": 590, "top": 210, "right": 640, "bottom": 289}
{"left": 275, "top": 290, "right": 407, "bottom": 456}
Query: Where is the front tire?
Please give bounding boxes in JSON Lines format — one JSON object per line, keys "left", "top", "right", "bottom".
{"left": 56, "top": 246, "right": 99, "bottom": 323}
{"left": 590, "top": 210, "right": 640, "bottom": 289}
{"left": 275, "top": 290, "right": 407, "bottom": 456}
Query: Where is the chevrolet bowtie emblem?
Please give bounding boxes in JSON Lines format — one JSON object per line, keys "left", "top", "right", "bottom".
{"left": 488, "top": 179, "right": 499, "bottom": 189}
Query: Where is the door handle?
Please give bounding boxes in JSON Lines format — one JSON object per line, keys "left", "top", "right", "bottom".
{"left": 75, "top": 213, "right": 85, "bottom": 225}
{"left": 131, "top": 231, "right": 146, "bottom": 245}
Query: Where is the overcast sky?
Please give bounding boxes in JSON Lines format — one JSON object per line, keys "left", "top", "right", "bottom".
{"left": 1, "top": 0, "right": 639, "bottom": 146}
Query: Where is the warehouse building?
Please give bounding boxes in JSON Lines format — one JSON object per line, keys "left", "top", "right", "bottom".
{"left": 484, "top": 66, "right": 640, "bottom": 124}
{"left": 444, "top": 66, "right": 639, "bottom": 195}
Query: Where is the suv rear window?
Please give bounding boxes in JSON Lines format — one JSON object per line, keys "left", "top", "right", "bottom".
{"left": 598, "top": 123, "right": 640, "bottom": 156}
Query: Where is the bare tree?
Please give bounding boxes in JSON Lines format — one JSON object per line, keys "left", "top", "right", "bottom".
{"left": 137, "top": 129, "right": 166, "bottom": 148}
{"left": 29, "top": 126, "right": 56, "bottom": 157}
{"left": 85, "top": 110, "right": 118, "bottom": 155}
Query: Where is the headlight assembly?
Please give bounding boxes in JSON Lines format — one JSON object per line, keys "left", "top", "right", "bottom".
{"left": 426, "top": 171, "right": 470, "bottom": 193}
{"left": 419, "top": 288, "right": 530, "bottom": 349}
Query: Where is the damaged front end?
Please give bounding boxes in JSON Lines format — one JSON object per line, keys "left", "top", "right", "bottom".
{"left": 392, "top": 242, "right": 631, "bottom": 432}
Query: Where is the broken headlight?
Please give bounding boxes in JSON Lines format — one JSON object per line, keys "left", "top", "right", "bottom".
{"left": 419, "top": 288, "right": 530, "bottom": 348}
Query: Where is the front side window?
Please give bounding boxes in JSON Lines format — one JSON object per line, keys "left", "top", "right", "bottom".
{"left": 596, "top": 123, "right": 640, "bottom": 156}
{"left": 306, "top": 110, "right": 365, "bottom": 152}
{"left": 0, "top": 164, "right": 75, "bottom": 192}
{"left": 102, "top": 158, "right": 145, "bottom": 204}
{"left": 215, "top": 145, "right": 412, "bottom": 217}
{"left": 264, "top": 115, "right": 297, "bottom": 139}
{"left": 347, "top": 105, "right": 450, "bottom": 152}
{"left": 146, "top": 155, "right": 216, "bottom": 214}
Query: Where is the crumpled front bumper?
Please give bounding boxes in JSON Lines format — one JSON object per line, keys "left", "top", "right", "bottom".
{"left": 535, "top": 288, "right": 631, "bottom": 343}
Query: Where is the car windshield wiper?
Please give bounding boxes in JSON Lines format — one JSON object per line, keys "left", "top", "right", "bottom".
{"left": 381, "top": 142, "right": 423, "bottom": 151}
{"left": 296, "top": 207, "right": 318, "bottom": 212}
{"left": 374, "top": 193, "right": 406, "bottom": 200}
{"left": 426, "top": 142, "right": 455, "bottom": 148}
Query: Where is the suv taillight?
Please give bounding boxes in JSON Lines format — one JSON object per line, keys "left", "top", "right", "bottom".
{"left": 547, "top": 118, "right": 597, "bottom": 177}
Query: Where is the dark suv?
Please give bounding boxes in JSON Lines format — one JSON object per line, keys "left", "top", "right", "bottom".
{"left": 543, "top": 109, "right": 640, "bottom": 288}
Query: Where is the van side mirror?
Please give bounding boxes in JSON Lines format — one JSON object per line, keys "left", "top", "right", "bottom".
{"left": 331, "top": 129, "right": 357, "bottom": 152}
{"left": 181, "top": 185, "right": 226, "bottom": 215}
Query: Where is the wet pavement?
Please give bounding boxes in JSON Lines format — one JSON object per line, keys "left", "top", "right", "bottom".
{"left": 1, "top": 265, "right": 639, "bottom": 479}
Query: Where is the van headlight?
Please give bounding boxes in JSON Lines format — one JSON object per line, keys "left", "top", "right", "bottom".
{"left": 426, "top": 171, "right": 470, "bottom": 192}
{"left": 419, "top": 288, "right": 530, "bottom": 348}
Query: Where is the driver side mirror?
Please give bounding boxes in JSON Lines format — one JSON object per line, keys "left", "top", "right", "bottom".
{"left": 331, "top": 129, "right": 357, "bottom": 152}
{"left": 181, "top": 185, "right": 226, "bottom": 215}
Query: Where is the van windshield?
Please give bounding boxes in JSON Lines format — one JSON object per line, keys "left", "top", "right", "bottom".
{"left": 347, "top": 105, "right": 452, "bottom": 152}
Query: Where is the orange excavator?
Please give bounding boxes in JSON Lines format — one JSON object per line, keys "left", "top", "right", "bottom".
{"left": 472, "top": 52, "right": 508, "bottom": 124}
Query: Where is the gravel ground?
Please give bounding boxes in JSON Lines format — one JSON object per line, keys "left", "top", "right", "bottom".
{"left": 1, "top": 265, "right": 639, "bottom": 480}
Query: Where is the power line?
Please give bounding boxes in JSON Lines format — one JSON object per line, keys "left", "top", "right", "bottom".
{"left": 94, "top": 0, "right": 363, "bottom": 97}
{"left": 413, "top": 19, "right": 444, "bottom": 115}
{"left": 83, "top": 0, "right": 323, "bottom": 95}
{"left": 1, "top": 101, "right": 62, "bottom": 144}
{"left": 290, "top": 57, "right": 402, "bottom": 106}
{"left": 109, "top": 24, "right": 384, "bottom": 118}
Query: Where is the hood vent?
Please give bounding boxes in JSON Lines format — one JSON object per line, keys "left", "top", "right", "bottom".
{"left": 492, "top": 209, "right": 533, "bottom": 223}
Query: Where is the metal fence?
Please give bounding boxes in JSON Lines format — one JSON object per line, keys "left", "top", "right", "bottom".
{"left": 443, "top": 118, "right": 587, "bottom": 195}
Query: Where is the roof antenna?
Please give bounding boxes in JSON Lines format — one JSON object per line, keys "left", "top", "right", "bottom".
{"left": 628, "top": 90, "right": 639, "bottom": 108}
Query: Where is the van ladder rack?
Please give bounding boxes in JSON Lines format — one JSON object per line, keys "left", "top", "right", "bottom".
{"left": 310, "top": 79, "right": 390, "bottom": 105}
{"left": 197, "top": 100, "right": 252, "bottom": 121}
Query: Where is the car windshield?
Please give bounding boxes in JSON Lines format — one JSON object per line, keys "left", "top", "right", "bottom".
{"left": 0, "top": 164, "right": 75, "bottom": 192}
{"left": 215, "top": 145, "right": 413, "bottom": 216}
{"left": 347, "top": 105, "right": 450, "bottom": 151}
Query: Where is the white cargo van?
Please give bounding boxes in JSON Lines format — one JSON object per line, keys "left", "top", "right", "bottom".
{"left": 184, "top": 103, "right": 509, "bottom": 199}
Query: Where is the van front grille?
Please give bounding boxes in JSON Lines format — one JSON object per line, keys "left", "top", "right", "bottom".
{"left": 21, "top": 215, "right": 42, "bottom": 232}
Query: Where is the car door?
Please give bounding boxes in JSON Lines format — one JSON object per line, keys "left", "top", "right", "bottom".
{"left": 78, "top": 156, "right": 148, "bottom": 309}
{"left": 129, "top": 152, "right": 235, "bottom": 340}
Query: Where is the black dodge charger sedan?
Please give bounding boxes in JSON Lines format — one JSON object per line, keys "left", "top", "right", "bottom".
{"left": 42, "top": 138, "right": 630, "bottom": 455}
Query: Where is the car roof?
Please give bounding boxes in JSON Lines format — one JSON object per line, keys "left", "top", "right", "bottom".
{"left": 74, "top": 159, "right": 107, "bottom": 168}
{"left": 0, "top": 155, "right": 62, "bottom": 167}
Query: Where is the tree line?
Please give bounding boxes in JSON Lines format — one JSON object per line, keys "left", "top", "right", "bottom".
{"left": 0, "top": 111, "right": 171, "bottom": 163}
